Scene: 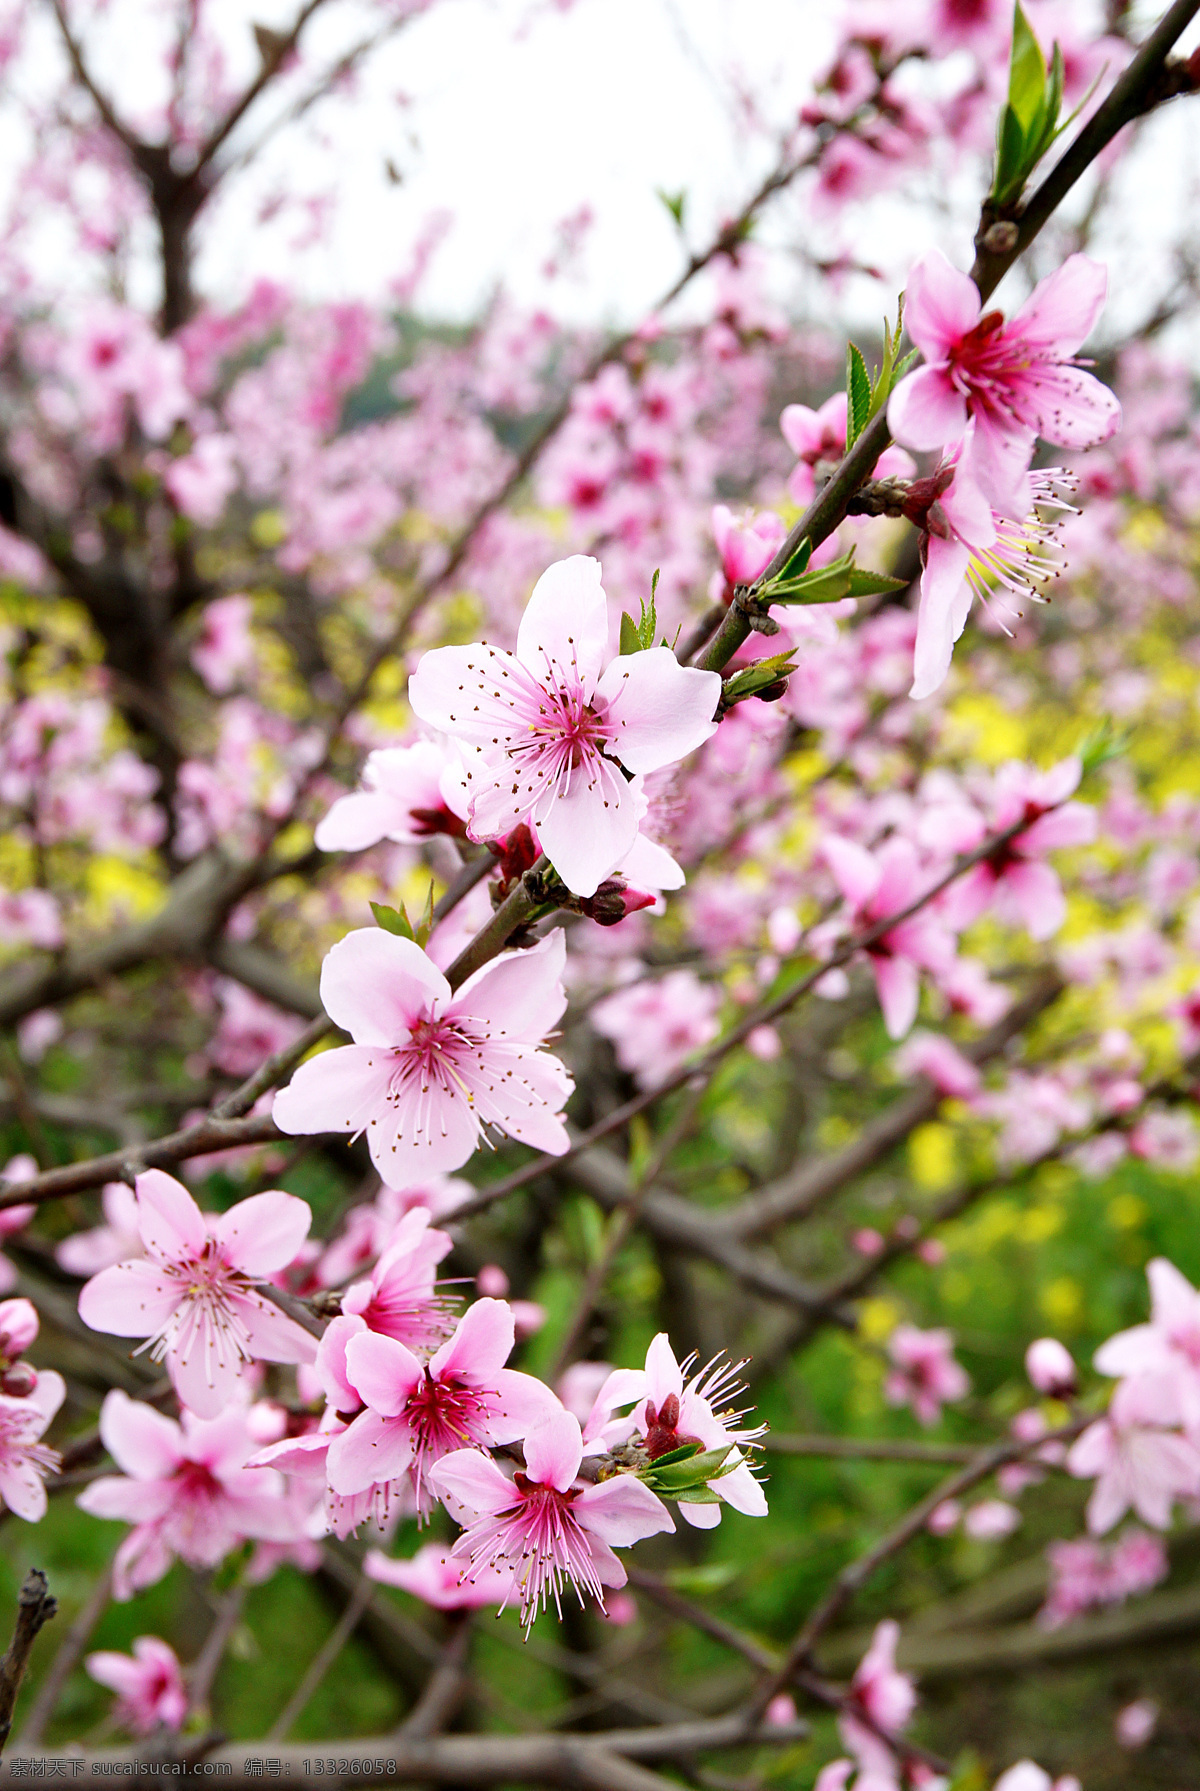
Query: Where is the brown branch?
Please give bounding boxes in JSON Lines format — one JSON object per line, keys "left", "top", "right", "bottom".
{"left": 693, "top": 0, "right": 1200, "bottom": 678}
{"left": 0, "top": 1572, "right": 57, "bottom": 1761}
{"left": 747, "top": 1420, "right": 1089, "bottom": 1719}
{"left": 0, "top": 1714, "right": 812, "bottom": 1787}
{"left": 764, "top": 1434, "right": 979, "bottom": 1464}
{"left": 15, "top": 1565, "right": 111, "bottom": 1749}
{"left": 724, "top": 973, "right": 1063, "bottom": 1239}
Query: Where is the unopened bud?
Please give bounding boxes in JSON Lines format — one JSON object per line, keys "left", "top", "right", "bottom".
{"left": 982, "top": 219, "right": 1019, "bottom": 254}
{"left": 1025, "top": 1337, "right": 1077, "bottom": 1399}
{"left": 579, "top": 879, "right": 657, "bottom": 927}
{"left": 0, "top": 1361, "right": 37, "bottom": 1397}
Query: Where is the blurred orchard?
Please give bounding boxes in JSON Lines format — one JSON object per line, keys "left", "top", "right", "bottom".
{"left": 0, "top": 1, "right": 1200, "bottom": 1787}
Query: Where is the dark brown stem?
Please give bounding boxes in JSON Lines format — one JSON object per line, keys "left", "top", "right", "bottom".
{"left": 15, "top": 1567, "right": 111, "bottom": 1748}
{"left": 0, "top": 1571, "right": 57, "bottom": 1760}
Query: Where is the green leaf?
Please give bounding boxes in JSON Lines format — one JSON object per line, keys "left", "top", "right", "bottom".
{"left": 644, "top": 1443, "right": 734, "bottom": 1492}
{"left": 846, "top": 342, "right": 871, "bottom": 449}
{"left": 674, "top": 1486, "right": 724, "bottom": 1504}
{"left": 721, "top": 652, "right": 798, "bottom": 706}
{"left": 619, "top": 611, "right": 641, "bottom": 656}
{"left": 656, "top": 187, "right": 687, "bottom": 229}
{"left": 1008, "top": 2, "right": 1046, "bottom": 133}
{"left": 846, "top": 568, "right": 909, "bottom": 597}
{"left": 992, "top": 103, "right": 1030, "bottom": 207}
{"left": 370, "top": 901, "right": 415, "bottom": 941}
{"left": 775, "top": 537, "right": 811, "bottom": 584}
{"left": 893, "top": 347, "right": 920, "bottom": 382}
{"left": 1078, "top": 718, "right": 1130, "bottom": 779}
{"left": 643, "top": 1441, "right": 704, "bottom": 1471}
{"left": 642, "top": 572, "right": 660, "bottom": 649}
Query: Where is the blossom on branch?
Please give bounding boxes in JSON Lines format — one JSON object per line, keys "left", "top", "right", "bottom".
{"left": 432, "top": 1404, "right": 674, "bottom": 1631}
{"left": 0, "top": 1368, "right": 64, "bottom": 1521}
{"left": 77, "top": 1391, "right": 304, "bottom": 1597}
{"left": 888, "top": 249, "right": 1120, "bottom": 512}
{"left": 327, "top": 1296, "right": 558, "bottom": 1513}
{"left": 408, "top": 556, "right": 720, "bottom": 897}
{"left": 272, "top": 928, "right": 573, "bottom": 1175}
{"left": 77, "top": 1171, "right": 316, "bottom": 1419}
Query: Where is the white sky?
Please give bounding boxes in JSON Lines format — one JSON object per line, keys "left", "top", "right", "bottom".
{"left": 8, "top": 0, "right": 1200, "bottom": 350}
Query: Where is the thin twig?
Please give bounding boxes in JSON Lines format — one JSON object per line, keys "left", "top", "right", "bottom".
{"left": 266, "top": 1574, "right": 374, "bottom": 1740}
{"left": 15, "top": 1565, "right": 112, "bottom": 1748}
{"left": 0, "top": 1572, "right": 57, "bottom": 1760}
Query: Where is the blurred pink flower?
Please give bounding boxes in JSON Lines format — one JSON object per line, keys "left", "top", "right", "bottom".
{"left": 364, "top": 1540, "right": 512, "bottom": 1608}
{"left": 885, "top": 1324, "right": 969, "bottom": 1426}
{"left": 0, "top": 1369, "right": 64, "bottom": 1520}
{"left": 77, "top": 1391, "right": 301, "bottom": 1596}
{"left": 86, "top": 1637, "right": 187, "bottom": 1735}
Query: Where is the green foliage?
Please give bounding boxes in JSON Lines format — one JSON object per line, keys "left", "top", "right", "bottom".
{"left": 843, "top": 305, "right": 915, "bottom": 451}
{"left": 370, "top": 886, "right": 435, "bottom": 947}
{"left": 721, "top": 651, "right": 798, "bottom": 707}
{"left": 761, "top": 548, "right": 908, "bottom": 606}
{"left": 990, "top": 3, "right": 1067, "bottom": 210}
{"left": 619, "top": 571, "right": 660, "bottom": 653}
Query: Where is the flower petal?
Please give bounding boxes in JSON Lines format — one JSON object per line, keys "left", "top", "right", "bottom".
{"left": 215, "top": 1190, "right": 312, "bottom": 1276}
{"left": 534, "top": 753, "right": 639, "bottom": 898}
{"left": 272, "top": 1045, "right": 393, "bottom": 1141}
{"left": 98, "top": 1390, "right": 182, "bottom": 1478}
{"left": 319, "top": 929, "right": 449, "bottom": 1046}
{"left": 902, "top": 249, "right": 981, "bottom": 359}
{"left": 430, "top": 1297, "right": 514, "bottom": 1383}
{"left": 911, "top": 536, "right": 973, "bottom": 701}
{"left": 344, "top": 1329, "right": 424, "bottom": 1415}
{"left": 78, "top": 1260, "right": 181, "bottom": 1340}
{"left": 576, "top": 1474, "right": 675, "bottom": 1545}
{"left": 326, "top": 1410, "right": 414, "bottom": 1495}
{"left": 135, "top": 1170, "right": 206, "bottom": 1264}
{"left": 1011, "top": 253, "right": 1108, "bottom": 357}
{"left": 450, "top": 928, "right": 567, "bottom": 1040}
{"left": 595, "top": 648, "right": 719, "bottom": 777}
{"left": 887, "top": 364, "right": 969, "bottom": 451}
{"left": 429, "top": 1447, "right": 516, "bottom": 1517}
{"left": 515, "top": 556, "right": 608, "bottom": 699}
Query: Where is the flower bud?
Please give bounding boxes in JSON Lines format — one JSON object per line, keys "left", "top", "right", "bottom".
{"left": 0, "top": 1361, "right": 37, "bottom": 1397}
{"left": 1025, "top": 1337, "right": 1077, "bottom": 1399}
{"left": 579, "top": 879, "right": 657, "bottom": 927}
{"left": 0, "top": 1297, "right": 38, "bottom": 1362}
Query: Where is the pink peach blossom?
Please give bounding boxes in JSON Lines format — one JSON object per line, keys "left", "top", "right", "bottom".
{"left": 314, "top": 739, "right": 467, "bottom": 852}
{"left": 626, "top": 1333, "right": 767, "bottom": 1530}
{"left": 840, "top": 1619, "right": 917, "bottom": 1777}
{"left": 408, "top": 556, "right": 720, "bottom": 896}
{"left": 328, "top": 1297, "right": 557, "bottom": 1513}
{"left": 78, "top": 1391, "right": 302, "bottom": 1598}
{"left": 56, "top": 1181, "right": 144, "bottom": 1277}
{"left": 822, "top": 836, "right": 956, "bottom": 1039}
{"left": 432, "top": 1404, "right": 673, "bottom": 1630}
{"left": 1025, "top": 1338, "right": 1077, "bottom": 1399}
{"left": 888, "top": 249, "right": 1119, "bottom": 512}
{"left": 0, "top": 1369, "right": 64, "bottom": 1520}
{"left": 711, "top": 505, "right": 785, "bottom": 586}
{"left": 86, "top": 1636, "right": 187, "bottom": 1735}
{"left": 339, "top": 1207, "right": 456, "bottom": 1354}
{"left": 273, "top": 928, "right": 573, "bottom": 1176}
{"left": 77, "top": 1170, "right": 316, "bottom": 1419}
{"left": 363, "top": 1540, "right": 512, "bottom": 1608}
{"left": 885, "top": 1324, "right": 969, "bottom": 1426}
{"left": 780, "top": 392, "right": 914, "bottom": 507}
